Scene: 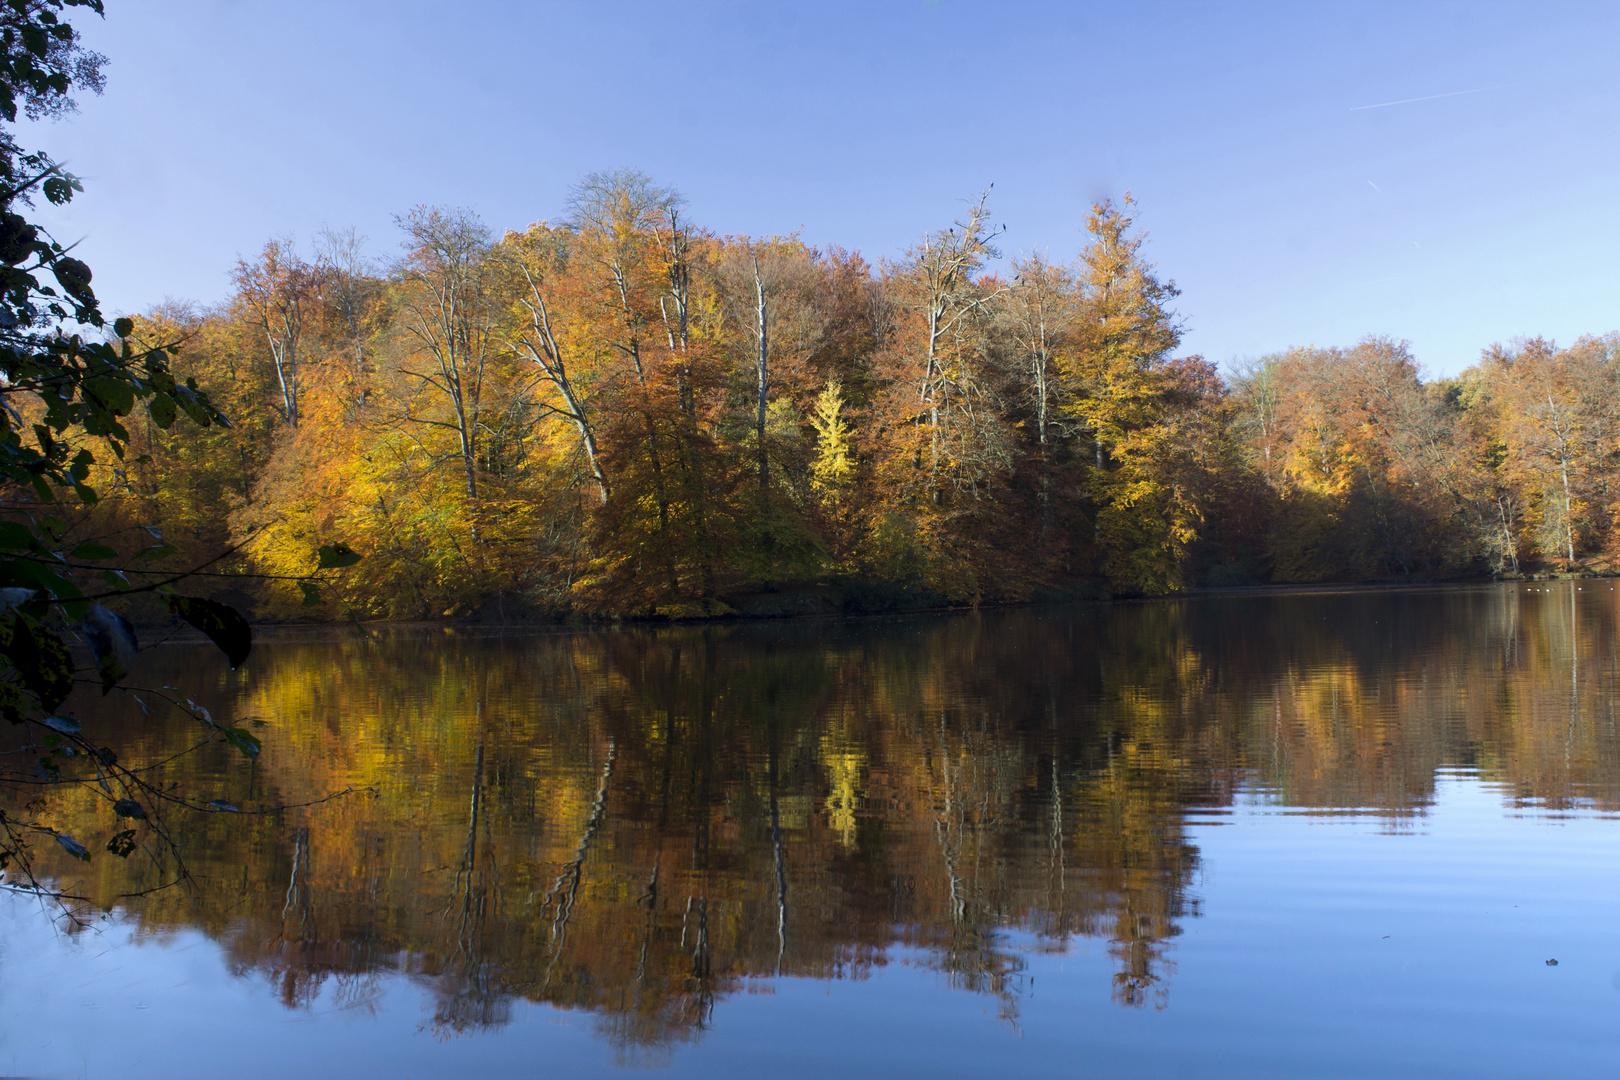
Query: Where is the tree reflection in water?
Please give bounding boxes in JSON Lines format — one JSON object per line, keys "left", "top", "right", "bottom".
{"left": 12, "top": 584, "right": 1620, "bottom": 1054}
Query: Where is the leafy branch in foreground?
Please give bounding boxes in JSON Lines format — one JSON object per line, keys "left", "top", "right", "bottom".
{"left": 0, "top": 0, "right": 362, "bottom": 908}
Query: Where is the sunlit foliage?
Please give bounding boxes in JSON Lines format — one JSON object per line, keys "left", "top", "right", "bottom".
{"left": 92, "top": 179, "right": 1620, "bottom": 616}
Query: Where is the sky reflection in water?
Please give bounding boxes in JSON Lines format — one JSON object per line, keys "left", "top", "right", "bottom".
{"left": 4, "top": 584, "right": 1620, "bottom": 1078}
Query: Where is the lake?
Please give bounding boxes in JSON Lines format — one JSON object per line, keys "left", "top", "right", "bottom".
{"left": 5, "top": 584, "right": 1620, "bottom": 1078}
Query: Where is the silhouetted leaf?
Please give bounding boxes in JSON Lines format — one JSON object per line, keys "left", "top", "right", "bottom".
{"left": 298, "top": 581, "right": 321, "bottom": 607}
{"left": 0, "top": 522, "right": 31, "bottom": 549}
{"left": 42, "top": 174, "right": 72, "bottom": 204}
{"left": 0, "top": 613, "right": 73, "bottom": 711}
{"left": 69, "top": 541, "right": 117, "bottom": 560}
{"left": 0, "top": 560, "right": 85, "bottom": 619}
{"left": 0, "top": 683, "right": 28, "bottom": 725}
{"left": 112, "top": 798, "right": 147, "bottom": 820}
{"left": 106, "top": 829, "right": 137, "bottom": 858}
{"left": 80, "top": 603, "right": 137, "bottom": 692}
{"left": 55, "top": 832, "right": 88, "bottom": 860}
{"left": 317, "top": 542, "right": 361, "bottom": 569}
{"left": 165, "top": 595, "right": 251, "bottom": 669}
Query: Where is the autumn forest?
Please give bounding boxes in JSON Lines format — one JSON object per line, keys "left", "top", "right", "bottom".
{"left": 19, "top": 1, "right": 1620, "bottom": 1074}
{"left": 101, "top": 173, "right": 1620, "bottom": 620}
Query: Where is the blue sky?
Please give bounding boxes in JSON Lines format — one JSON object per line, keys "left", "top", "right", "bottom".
{"left": 20, "top": 1, "right": 1620, "bottom": 376}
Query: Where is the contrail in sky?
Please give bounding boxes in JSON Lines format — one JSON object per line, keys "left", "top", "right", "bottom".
{"left": 1350, "top": 88, "right": 1487, "bottom": 111}
{"left": 1367, "top": 180, "right": 1384, "bottom": 194}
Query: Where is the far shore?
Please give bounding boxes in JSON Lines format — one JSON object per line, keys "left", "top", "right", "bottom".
{"left": 123, "top": 572, "right": 1620, "bottom": 646}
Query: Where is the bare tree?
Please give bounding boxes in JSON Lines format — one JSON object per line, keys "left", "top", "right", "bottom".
{"left": 1004, "top": 254, "right": 1077, "bottom": 448}
{"left": 566, "top": 168, "right": 681, "bottom": 386}
{"left": 1227, "top": 355, "right": 1282, "bottom": 486}
{"left": 716, "top": 240, "right": 827, "bottom": 495}
{"left": 315, "top": 225, "right": 374, "bottom": 380}
{"left": 564, "top": 170, "right": 694, "bottom": 593}
{"left": 890, "top": 192, "right": 1012, "bottom": 500}
{"left": 393, "top": 207, "right": 495, "bottom": 500}
{"left": 505, "top": 227, "right": 610, "bottom": 505}
{"left": 235, "top": 238, "right": 315, "bottom": 427}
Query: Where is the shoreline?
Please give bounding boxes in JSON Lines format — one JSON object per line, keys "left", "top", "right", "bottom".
{"left": 133, "top": 573, "right": 1620, "bottom": 646}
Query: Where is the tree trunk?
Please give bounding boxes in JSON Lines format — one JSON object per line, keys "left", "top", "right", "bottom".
{"left": 754, "top": 257, "right": 770, "bottom": 494}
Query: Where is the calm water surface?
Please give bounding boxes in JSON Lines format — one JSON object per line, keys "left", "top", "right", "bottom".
{"left": 5, "top": 584, "right": 1620, "bottom": 1078}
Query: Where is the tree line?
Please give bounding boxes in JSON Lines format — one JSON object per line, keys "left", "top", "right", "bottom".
{"left": 95, "top": 173, "right": 1620, "bottom": 619}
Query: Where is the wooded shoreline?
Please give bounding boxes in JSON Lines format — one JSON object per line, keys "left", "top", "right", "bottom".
{"left": 66, "top": 175, "right": 1620, "bottom": 623}
{"left": 129, "top": 574, "right": 1611, "bottom": 638}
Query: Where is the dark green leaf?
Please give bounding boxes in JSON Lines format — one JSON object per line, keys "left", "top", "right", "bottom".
{"left": 0, "top": 558, "right": 84, "bottom": 607}
{"left": 0, "top": 522, "right": 32, "bottom": 549}
{"left": 166, "top": 595, "right": 252, "bottom": 669}
{"left": 0, "top": 614, "right": 74, "bottom": 711}
{"left": 133, "top": 543, "right": 177, "bottom": 561}
{"left": 0, "top": 682, "right": 29, "bottom": 725}
{"left": 298, "top": 581, "right": 321, "bottom": 607}
{"left": 172, "top": 386, "right": 213, "bottom": 428}
{"left": 69, "top": 541, "right": 117, "bottom": 560}
{"left": 81, "top": 375, "right": 132, "bottom": 416}
{"left": 221, "top": 727, "right": 261, "bottom": 759}
{"left": 112, "top": 317, "right": 134, "bottom": 338}
{"left": 147, "top": 393, "right": 176, "bottom": 430}
{"left": 317, "top": 543, "right": 362, "bottom": 569}
{"left": 112, "top": 798, "right": 147, "bottom": 820}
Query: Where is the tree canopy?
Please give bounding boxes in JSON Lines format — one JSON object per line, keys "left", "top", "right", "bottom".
{"left": 101, "top": 175, "right": 1620, "bottom": 630}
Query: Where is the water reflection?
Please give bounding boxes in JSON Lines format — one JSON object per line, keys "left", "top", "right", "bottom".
{"left": 11, "top": 583, "right": 1620, "bottom": 1054}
